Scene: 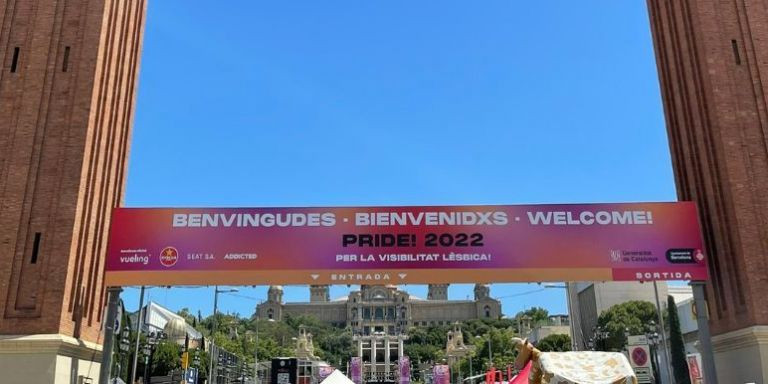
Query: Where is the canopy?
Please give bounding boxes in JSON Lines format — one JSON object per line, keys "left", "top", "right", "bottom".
{"left": 538, "top": 351, "right": 637, "bottom": 384}
{"left": 320, "top": 370, "right": 356, "bottom": 384}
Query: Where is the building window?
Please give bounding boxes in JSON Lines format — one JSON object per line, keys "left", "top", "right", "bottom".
{"left": 267, "top": 309, "right": 274, "bottom": 320}
{"left": 10, "top": 47, "right": 20, "bottom": 73}
{"left": 62, "top": 46, "right": 70, "bottom": 72}
{"left": 484, "top": 305, "right": 491, "bottom": 318}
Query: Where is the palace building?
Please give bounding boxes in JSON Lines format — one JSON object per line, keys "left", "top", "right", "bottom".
{"left": 256, "top": 284, "right": 501, "bottom": 381}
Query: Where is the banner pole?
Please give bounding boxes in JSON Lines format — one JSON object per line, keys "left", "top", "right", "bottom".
{"left": 653, "top": 281, "right": 673, "bottom": 384}
{"left": 690, "top": 281, "right": 718, "bottom": 384}
{"left": 99, "top": 286, "right": 123, "bottom": 384}
{"left": 130, "top": 286, "right": 146, "bottom": 384}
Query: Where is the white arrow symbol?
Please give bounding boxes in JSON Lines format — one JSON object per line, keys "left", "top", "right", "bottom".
{"left": 311, "top": 274, "right": 319, "bottom": 280}
{"left": 398, "top": 273, "right": 407, "bottom": 279}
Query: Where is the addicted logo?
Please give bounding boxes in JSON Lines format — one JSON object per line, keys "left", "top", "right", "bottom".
{"left": 160, "top": 246, "right": 179, "bottom": 267}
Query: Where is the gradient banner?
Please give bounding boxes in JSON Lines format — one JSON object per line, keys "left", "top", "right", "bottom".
{"left": 399, "top": 356, "right": 410, "bottom": 384}
{"left": 350, "top": 357, "right": 362, "bottom": 384}
{"left": 433, "top": 365, "right": 450, "bottom": 384}
{"left": 104, "top": 203, "right": 707, "bottom": 286}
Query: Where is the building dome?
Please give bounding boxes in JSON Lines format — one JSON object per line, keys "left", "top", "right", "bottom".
{"left": 163, "top": 317, "right": 187, "bottom": 343}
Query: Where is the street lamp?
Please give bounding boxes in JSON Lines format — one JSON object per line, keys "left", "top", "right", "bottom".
{"left": 113, "top": 326, "right": 130, "bottom": 383}
{"left": 590, "top": 326, "right": 609, "bottom": 351}
{"left": 474, "top": 335, "right": 492, "bottom": 370}
{"left": 210, "top": 286, "right": 239, "bottom": 383}
{"left": 543, "top": 283, "right": 577, "bottom": 351}
{"left": 467, "top": 349, "right": 474, "bottom": 384}
{"left": 142, "top": 331, "right": 166, "bottom": 384}
{"left": 254, "top": 313, "right": 275, "bottom": 384}
{"left": 645, "top": 320, "right": 661, "bottom": 382}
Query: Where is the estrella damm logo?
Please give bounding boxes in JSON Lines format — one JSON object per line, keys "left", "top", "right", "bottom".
{"left": 159, "top": 246, "right": 179, "bottom": 267}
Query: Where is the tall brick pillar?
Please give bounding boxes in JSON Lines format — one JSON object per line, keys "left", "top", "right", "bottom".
{"left": 647, "top": 1, "right": 768, "bottom": 382}
{"left": 0, "top": 0, "right": 146, "bottom": 382}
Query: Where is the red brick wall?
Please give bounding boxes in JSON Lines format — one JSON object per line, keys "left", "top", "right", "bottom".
{"left": 0, "top": 0, "right": 146, "bottom": 344}
{"left": 647, "top": 0, "right": 768, "bottom": 335}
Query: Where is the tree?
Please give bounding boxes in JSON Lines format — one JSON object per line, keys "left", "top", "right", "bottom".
{"left": 151, "top": 340, "right": 182, "bottom": 376}
{"left": 514, "top": 307, "right": 549, "bottom": 324}
{"left": 536, "top": 334, "right": 571, "bottom": 352}
{"left": 597, "top": 301, "right": 657, "bottom": 351}
{"left": 668, "top": 295, "right": 691, "bottom": 384}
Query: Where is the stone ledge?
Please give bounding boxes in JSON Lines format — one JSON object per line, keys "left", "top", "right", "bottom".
{"left": 0, "top": 334, "right": 103, "bottom": 361}
{"left": 712, "top": 326, "right": 768, "bottom": 353}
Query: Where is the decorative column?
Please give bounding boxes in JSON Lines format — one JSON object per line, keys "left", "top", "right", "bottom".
{"left": 358, "top": 338, "right": 363, "bottom": 357}
{"left": 371, "top": 337, "right": 378, "bottom": 373}
{"left": 385, "top": 338, "right": 391, "bottom": 375}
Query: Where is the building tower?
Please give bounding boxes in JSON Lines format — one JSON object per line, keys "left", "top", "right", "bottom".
{"left": 427, "top": 284, "right": 449, "bottom": 300}
{"left": 473, "top": 283, "right": 490, "bottom": 300}
{"left": 647, "top": 1, "right": 768, "bottom": 382}
{"left": 0, "top": 1, "right": 146, "bottom": 383}
{"left": 268, "top": 285, "right": 284, "bottom": 304}
{"left": 310, "top": 285, "right": 330, "bottom": 303}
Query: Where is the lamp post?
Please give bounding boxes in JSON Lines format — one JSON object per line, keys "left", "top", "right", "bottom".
{"left": 142, "top": 331, "right": 166, "bottom": 384}
{"left": 114, "top": 326, "right": 130, "bottom": 383}
{"left": 254, "top": 313, "right": 274, "bottom": 384}
{"left": 210, "top": 286, "right": 239, "bottom": 384}
{"left": 646, "top": 321, "right": 662, "bottom": 382}
{"left": 543, "top": 284, "right": 577, "bottom": 351}
{"left": 468, "top": 350, "right": 473, "bottom": 384}
{"left": 130, "top": 286, "right": 147, "bottom": 384}
{"left": 590, "top": 325, "right": 609, "bottom": 351}
{"left": 473, "top": 335, "right": 492, "bottom": 370}
{"left": 487, "top": 336, "right": 492, "bottom": 368}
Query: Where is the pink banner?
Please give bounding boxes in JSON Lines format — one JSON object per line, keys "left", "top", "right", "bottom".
{"left": 399, "top": 356, "right": 410, "bottom": 384}
{"left": 105, "top": 203, "right": 707, "bottom": 285}
{"left": 433, "top": 365, "right": 450, "bottom": 384}
{"left": 318, "top": 366, "right": 335, "bottom": 381}
{"left": 350, "top": 357, "right": 362, "bottom": 384}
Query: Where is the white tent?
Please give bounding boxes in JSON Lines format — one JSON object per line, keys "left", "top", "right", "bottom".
{"left": 320, "top": 370, "right": 355, "bottom": 384}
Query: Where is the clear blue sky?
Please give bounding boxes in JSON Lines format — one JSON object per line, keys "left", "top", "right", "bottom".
{"left": 122, "top": 1, "right": 675, "bottom": 318}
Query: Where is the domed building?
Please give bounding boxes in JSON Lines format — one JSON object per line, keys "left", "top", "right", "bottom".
{"left": 130, "top": 301, "right": 202, "bottom": 348}
{"left": 163, "top": 317, "right": 188, "bottom": 345}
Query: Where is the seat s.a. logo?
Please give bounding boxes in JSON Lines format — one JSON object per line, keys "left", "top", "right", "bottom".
{"left": 159, "top": 246, "right": 179, "bottom": 267}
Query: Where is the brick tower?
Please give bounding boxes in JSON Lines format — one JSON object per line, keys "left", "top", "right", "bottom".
{"left": 0, "top": 1, "right": 146, "bottom": 382}
{"left": 647, "top": 1, "right": 768, "bottom": 382}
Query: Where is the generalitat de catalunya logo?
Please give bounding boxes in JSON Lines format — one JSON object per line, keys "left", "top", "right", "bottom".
{"left": 159, "top": 246, "right": 179, "bottom": 267}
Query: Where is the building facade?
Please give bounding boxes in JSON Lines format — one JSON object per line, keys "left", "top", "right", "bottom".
{"left": 256, "top": 284, "right": 502, "bottom": 333}
{"left": 569, "top": 281, "right": 672, "bottom": 383}
{"left": 569, "top": 281, "right": 669, "bottom": 351}
{"left": 647, "top": 1, "right": 768, "bottom": 382}
{"left": 256, "top": 284, "right": 501, "bottom": 381}
{"left": 0, "top": 1, "right": 146, "bottom": 383}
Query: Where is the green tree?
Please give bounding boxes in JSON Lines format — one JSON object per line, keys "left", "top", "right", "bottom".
{"left": 597, "top": 300, "right": 657, "bottom": 351}
{"left": 668, "top": 295, "right": 691, "bottom": 384}
{"left": 151, "top": 340, "right": 182, "bottom": 376}
{"left": 177, "top": 308, "right": 196, "bottom": 324}
{"left": 536, "top": 334, "right": 571, "bottom": 352}
{"left": 514, "top": 307, "right": 549, "bottom": 324}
